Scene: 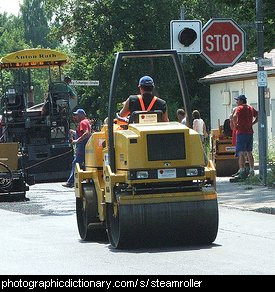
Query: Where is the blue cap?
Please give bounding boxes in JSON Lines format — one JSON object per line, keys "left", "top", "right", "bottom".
{"left": 73, "top": 108, "right": 86, "bottom": 115}
{"left": 138, "top": 76, "right": 154, "bottom": 87}
{"left": 234, "top": 94, "right": 247, "bottom": 101}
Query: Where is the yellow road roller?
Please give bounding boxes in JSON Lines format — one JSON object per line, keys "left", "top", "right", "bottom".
{"left": 75, "top": 50, "right": 218, "bottom": 248}
{"left": 0, "top": 142, "right": 32, "bottom": 201}
{"left": 210, "top": 119, "right": 239, "bottom": 177}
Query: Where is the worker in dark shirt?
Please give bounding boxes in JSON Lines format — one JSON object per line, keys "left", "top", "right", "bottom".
{"left": 119, "top": 76, "right": 169, "bottom": 122}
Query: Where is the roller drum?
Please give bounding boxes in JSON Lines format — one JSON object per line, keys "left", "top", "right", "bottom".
{"left": 215, "top": 159, "right": 239, "bottom": 177}
{"left": 107, "top": 199, "right": 218, "bottom": 249}
{"left": 76, "top": 183, "right": 102, "bottom": 241}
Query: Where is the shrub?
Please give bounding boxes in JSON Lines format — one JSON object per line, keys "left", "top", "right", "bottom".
{"left": 251, "top": 137, "right": 275, "bottom": 187}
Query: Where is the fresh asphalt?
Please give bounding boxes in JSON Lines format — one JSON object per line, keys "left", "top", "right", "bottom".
{"left": 0, "top": 178, "right": 274, "bottom": 275}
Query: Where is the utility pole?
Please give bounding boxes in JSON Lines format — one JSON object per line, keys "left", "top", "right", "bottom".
{"left": 256, "top": 0, "right": 268, "bottom": 185}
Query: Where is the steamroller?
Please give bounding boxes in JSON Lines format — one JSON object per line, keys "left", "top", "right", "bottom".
{"left": 210, "top": 119, "right": 239, "bottom": 177}
{"left": 75, "top": 50, "right": 218, "bottom": 248}
{"left": 0, "top": 142, "right": 31, "bottom": 201}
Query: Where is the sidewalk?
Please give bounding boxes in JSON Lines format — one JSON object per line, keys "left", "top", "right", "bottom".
{"left": 216, "top": 177, "right": 275, "bottom": 215}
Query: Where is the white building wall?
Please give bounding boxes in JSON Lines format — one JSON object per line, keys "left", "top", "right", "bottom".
{"left": 210, "top": 75, "right": 275, "bottom": 141}
{"left": 210, "top": 83, "right": 227, "bottom": 130}
{"left": 210, "top": 81, "right": 244, "bottom": 130}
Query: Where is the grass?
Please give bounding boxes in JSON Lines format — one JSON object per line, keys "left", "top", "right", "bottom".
{"left": 245, "top": 137, "right": 275, "bottom": 187}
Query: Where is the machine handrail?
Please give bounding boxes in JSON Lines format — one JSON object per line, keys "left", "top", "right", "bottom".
{"left": 107, "top": 50, "right": 191, "bottom": 173}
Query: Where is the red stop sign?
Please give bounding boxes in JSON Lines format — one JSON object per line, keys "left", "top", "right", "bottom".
{"left": 202, "top": 18, "right": 246, "bottom": 66}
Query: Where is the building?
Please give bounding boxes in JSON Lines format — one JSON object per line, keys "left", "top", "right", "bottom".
{"left": 200, "top": 49, "right": 275, "bottom": 140}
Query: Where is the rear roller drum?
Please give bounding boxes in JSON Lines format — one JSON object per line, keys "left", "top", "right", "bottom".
{"left": 76, "top": 182, "right": 101, "bottom": 241}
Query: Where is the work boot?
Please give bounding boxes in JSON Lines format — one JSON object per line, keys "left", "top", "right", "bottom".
{"left": 248, "top": 170, "right": 255, "bottom": 178}
{"left": 234, "top": 170, "right": 246, "bottom": 180}
{"left": 62, "top": 182, "right": 74, "bottom": 188}
{"left": 232, "top": 170, "right": 240, "bottom": 177}
{"left": 244, "top": 166, "right": 250, "bottom": 178}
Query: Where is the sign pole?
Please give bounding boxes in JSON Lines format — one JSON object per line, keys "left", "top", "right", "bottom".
{"left": 256, "top": 0, "right": 268, "bottom": 185}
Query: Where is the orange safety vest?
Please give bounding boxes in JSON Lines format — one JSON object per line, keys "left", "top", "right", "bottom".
{"left": 137, "top": 95, "right": 158, "bottom": 111}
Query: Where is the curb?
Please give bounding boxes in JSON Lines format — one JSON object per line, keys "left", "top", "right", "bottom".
{"left": 252, "top": 207, "right": 275, "bottom": 215}
{"left": 219, "top": 203, "right": 275, "bottom": 215}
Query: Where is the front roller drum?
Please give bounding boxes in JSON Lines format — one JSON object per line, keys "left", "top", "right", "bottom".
{"left": 106, "top": 199, "right": 218, "bottom": 249}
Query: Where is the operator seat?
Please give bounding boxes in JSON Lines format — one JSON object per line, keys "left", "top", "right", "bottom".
{"left": 223, "top": 118, "right": 232, "bottom": 137}
{"left": 48, "top": 82, "right": 70, "bottom": 115}
{"left": 5, "top": 89, "right": 26, "bottom": 111}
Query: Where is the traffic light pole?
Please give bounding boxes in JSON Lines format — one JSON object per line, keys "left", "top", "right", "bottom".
{"left": 256, "top": 0, "right": 268, "bottom": 185}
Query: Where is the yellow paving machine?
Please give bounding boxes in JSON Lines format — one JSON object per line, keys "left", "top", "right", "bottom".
{"left": 0, "top": 49, "right": 74, "bottom": 182}
{"left": 75, "top": 50, "right": 218, "bottom": 248}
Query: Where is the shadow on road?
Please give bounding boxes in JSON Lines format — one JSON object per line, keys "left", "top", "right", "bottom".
{"left": 108, "top": 242, "right": 221, "bottom": 254}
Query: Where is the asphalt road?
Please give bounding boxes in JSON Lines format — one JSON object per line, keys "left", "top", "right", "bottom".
{"left": 0, "top": 182, "right": 274, "bottom": 275}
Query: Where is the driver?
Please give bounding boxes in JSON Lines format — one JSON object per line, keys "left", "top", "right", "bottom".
{"left": 119, "top": 76, "right": 169, "bottom": 122}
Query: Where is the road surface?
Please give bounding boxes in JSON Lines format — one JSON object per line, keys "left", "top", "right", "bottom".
{"left": 0, "top": 182, "right": 274, "bottom": 275}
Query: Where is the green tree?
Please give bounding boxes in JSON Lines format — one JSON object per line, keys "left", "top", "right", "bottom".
{"left": 46, "top": 0, "right": 204, "bottom": 119}
{"left": 44, "top": 0, "right": 274, "bottom": 125}
{"left": 214, "top": 0, "right": 275, "bottom": 57}
{"left": 20, "top": 0, "right": 58, "bottom": 48}
{"left": 0, "top": 13, "right": 27, "bottom": 55}
{"left": 0, "top": 13, "right": 28, "bottom": 95}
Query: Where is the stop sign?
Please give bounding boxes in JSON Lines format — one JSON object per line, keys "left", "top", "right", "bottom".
{"left": 202, "top": 18, "right": 246, "bottom": 67}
